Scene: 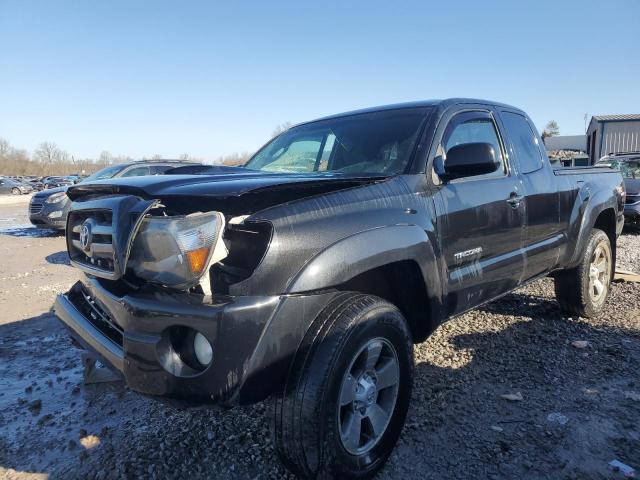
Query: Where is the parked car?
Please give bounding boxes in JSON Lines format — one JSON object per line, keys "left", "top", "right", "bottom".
{"left": 596, "top": 152, "right": 640, "bottom": 227}
{"left": 25, "top": 178, "right": 45, "bottom": 191}
{"left": 64, "top": 175, "right": 82, "bottom": 184}
{"left": 41, "top": 176, "right": 74, "bottom": 189}
{"left": 29, "top": 160, "right": 199, "bottom": 229}
{"left": 17, "top": 179, "right": 36, "bottom": 193}
{"left": 54, "top": 99, "right": 624, "bottom": 479}
{"left": 0, "top": 176, "right": 33, "bottom": 195}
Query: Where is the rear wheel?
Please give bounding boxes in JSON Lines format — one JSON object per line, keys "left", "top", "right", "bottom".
{"left": 271, "top": 293, "right": 413, "bottom": 479}
{"left": 554, "top": 228, "right": 612, "bottom": 318}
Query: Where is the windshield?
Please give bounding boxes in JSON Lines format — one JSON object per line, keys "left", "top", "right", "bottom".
{"left": 81, "top": 164, "right": 125, "bottom": 183}
{"left": 244, "top": 108, "right": 430, "bottom": 175}
{"left": 598, "top": 158, "right": 640, "bottom": 179}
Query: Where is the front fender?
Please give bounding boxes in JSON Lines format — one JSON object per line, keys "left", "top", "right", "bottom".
{"left": 286, "top": 225, "right": 434, "bottom": 292}
{"left": 286, "top": 224, "right": 443, "bottom": 322}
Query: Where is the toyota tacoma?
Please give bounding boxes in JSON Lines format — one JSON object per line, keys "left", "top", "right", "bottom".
{"left": 54, "top": 99, "right": 624, "bottom": 479}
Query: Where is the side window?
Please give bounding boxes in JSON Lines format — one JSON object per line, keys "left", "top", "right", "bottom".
{"left": 150, "top": 165, "right": 171, "bottom": 175}
{"left": 121, "top": 166, "right": 151, "bottom": 177}
{"left": 442, "top": 112, "right": 506, "bottom": 179}
{"left": 501, "top": 112, "right": 544, "bottom": 174}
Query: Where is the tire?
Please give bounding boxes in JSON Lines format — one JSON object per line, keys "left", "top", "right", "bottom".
{"left": 11, "top": 187, "right": 20, "bottom": 195}
{"left": 271, "top": 293, "right": 413, "bottom": 479}
{"left": 554, "top": 228, "right": 612, "bottom": 318}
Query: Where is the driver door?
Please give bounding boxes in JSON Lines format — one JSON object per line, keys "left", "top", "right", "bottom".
{"left": 432, "top": 109, "right": 525, "bottom": 316}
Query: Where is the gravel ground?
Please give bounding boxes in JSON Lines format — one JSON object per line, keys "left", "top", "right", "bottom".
{"left": 0, "top": 198, "right": 639, "bottom": 480}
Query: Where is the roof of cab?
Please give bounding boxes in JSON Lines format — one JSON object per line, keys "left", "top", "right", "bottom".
{"left": 296, "top": 98, "right": 525, "bottom": 127}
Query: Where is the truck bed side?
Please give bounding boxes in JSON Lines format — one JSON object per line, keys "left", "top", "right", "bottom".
{"left": 554, "top": 166, "right": 624, "bottom": 269}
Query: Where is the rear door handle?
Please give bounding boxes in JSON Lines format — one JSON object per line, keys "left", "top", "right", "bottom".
{"left": 507, "top": 193, "right": 524, "bottom": 208}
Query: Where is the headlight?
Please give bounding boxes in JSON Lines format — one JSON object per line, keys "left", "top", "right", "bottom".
{"left": 45, "top": 192, "right": 67, "bottom": 204}
{"left": 128, "top": 211, "right": 224, "bottom": 288}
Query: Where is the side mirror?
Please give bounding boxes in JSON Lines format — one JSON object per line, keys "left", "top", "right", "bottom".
{"left": 440, "top": 142, "right": 500, "bottom": 181}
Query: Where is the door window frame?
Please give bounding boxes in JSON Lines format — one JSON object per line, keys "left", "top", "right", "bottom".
{"left": 428, "top": 107, "right": 512, "bottom": 186}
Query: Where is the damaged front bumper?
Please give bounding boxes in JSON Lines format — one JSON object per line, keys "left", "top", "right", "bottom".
{"left": 54, "top": 276, "right": 337, "bottom": 406}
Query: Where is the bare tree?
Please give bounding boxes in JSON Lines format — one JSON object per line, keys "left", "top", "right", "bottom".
{"left": 97, "top": 151, "right": 113, "bottom": 167}
{"left": 542, "top": 120, "right": 560, "bottom": 139}
{"left": 33, "top": 142, "right": 72, "bottom": 175}
{"left": 272, "top": 122, "right": 292, "bottom": 138}
{"left": 0, "top": 138, "right": 10, "bottom": 157}
{"left": 112, "top": 155, "right": 133, "bottom": 164}
{"left": 142, "top": 154, "right": 163, "bottom": 161}
{"left": 34, "top": 142, "right": 60, "bottom": 165}
{"left": 216, "top": 152, "right": 252, "bottom": 166}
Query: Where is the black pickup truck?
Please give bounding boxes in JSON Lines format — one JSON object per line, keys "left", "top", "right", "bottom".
{"left": 54, "top": 99, "right": 624, "bottom": 479}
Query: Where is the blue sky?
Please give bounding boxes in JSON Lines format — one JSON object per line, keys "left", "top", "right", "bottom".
{"left": 1, "top": 0, "right": 638, "bottom": 161}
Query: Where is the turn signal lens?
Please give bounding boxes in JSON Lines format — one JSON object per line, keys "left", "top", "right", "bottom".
{"left": 185, "top": 247, "right": 210, "bottom": 275}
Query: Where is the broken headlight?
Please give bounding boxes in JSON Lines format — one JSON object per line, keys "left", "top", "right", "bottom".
{"left": 127, "top": 211, "right": 225, "bottom": 289}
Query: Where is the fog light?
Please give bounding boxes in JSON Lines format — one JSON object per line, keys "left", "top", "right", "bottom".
{"left": 48, "top": 210, "right": 63, "bottom": 219}
{"left": 193, "top": 332, "right": 213, "bottom": 366}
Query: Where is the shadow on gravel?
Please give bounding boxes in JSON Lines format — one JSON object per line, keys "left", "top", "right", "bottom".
{"left": 397, "top": 291, "right": 640, "bottom": 479}
{"left": 45, "top": 251, "right": 71, "bottom": 266}
{"left": 0, "top": 225, "right": 63, "bottom": 238}
{"left": 622, "top": 225, "right": 640, "bottom": 236}
{"left": 477, "top": 290, "right": 561, "bottom": 319}
{"left": 1, "top": 292, "right": 638, "bottom": 480}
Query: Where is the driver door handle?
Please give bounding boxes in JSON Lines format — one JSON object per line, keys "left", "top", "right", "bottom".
{"left": 507, "top": 192, "right": 524, "bottom": 208}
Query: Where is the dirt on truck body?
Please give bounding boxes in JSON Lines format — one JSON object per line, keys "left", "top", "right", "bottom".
{"left": 53, "top": 99, "right": 625, "bottom": 479}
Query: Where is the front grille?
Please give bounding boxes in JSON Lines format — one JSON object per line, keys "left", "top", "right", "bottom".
{"left": 29, "top": 201, "right": 43, "bottom": 214}
{"left": 67, "top": 209, "right": 116, "bottom": 275}
{"left": 68, "top": 285, "right": 123, "bottom": 347}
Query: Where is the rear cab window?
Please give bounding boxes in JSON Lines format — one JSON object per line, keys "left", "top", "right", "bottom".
{"left": 500, "top": 112, "right": 545, "bottom": 174}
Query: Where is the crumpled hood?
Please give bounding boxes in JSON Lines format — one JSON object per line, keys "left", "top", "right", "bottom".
{"left": 66, "top": 170, "right": 387, "bottom": 214}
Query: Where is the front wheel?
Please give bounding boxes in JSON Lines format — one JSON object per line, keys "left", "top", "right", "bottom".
{"left": 271, "top": 293, "right": 413, "bottom": 479}
{"left": 11, "top": 187, "right": 21, "bottom": 195}
{"left": 555, "top": 228, "right": 612, "bottom": 318}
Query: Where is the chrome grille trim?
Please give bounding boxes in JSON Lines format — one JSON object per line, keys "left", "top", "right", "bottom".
{"left": 29, "top": 201, "right": 43, "bottom": 214}
{"left": 67, "top": 209, "right": 116, "bottom": 278}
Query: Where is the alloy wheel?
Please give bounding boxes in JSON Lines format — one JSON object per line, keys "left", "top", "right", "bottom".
{"left": 588, "top": 241, "right": 610, "bottom": 305}
{"left": 337, "top": 337, "right": 399, "bottom": 455}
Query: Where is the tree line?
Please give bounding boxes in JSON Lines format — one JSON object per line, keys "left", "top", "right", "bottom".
{"left": 0, "top": 137, "right": 254, "bottom": 176}
{"left": 0, "top": 122, "right": 295, "bottom": 176}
